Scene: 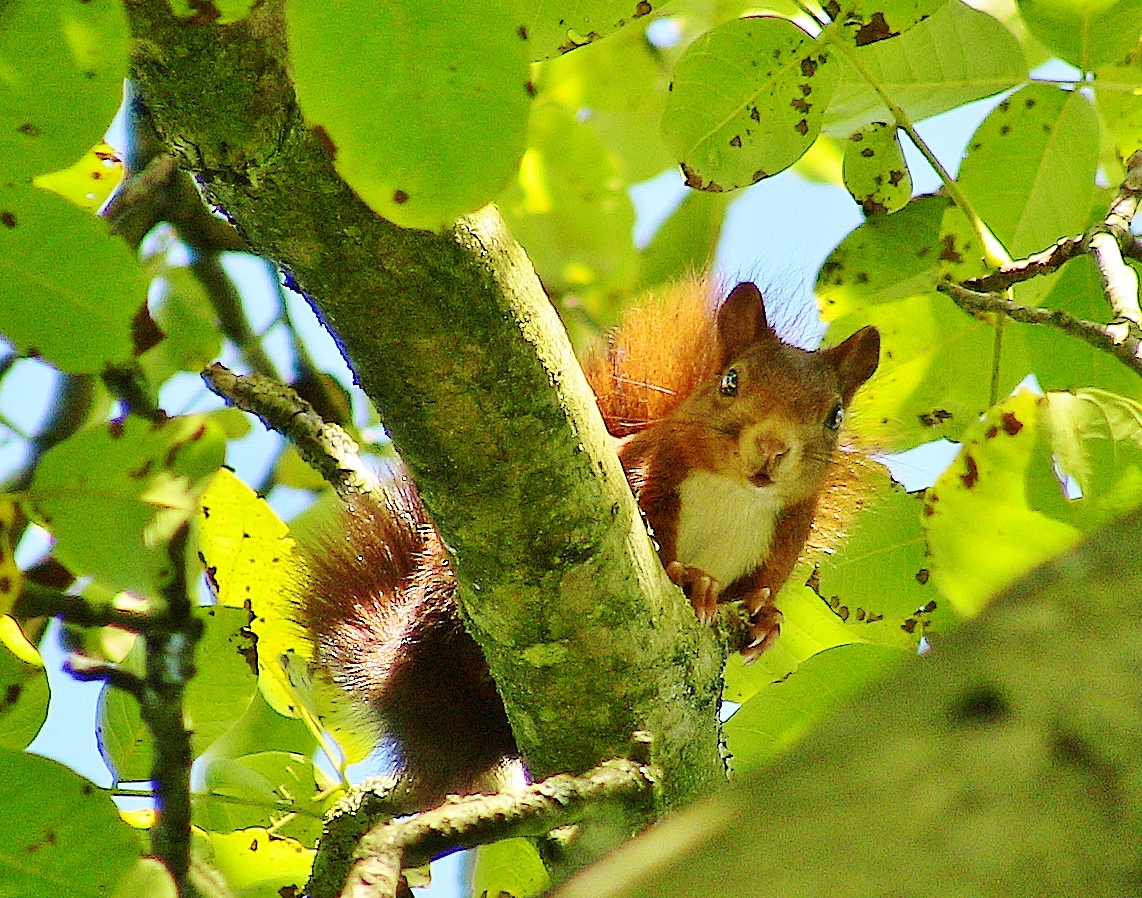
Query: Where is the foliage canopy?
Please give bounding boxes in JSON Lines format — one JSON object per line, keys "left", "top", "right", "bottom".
{"left": 2, "top": 0, "right": 1142, "bottom": 895}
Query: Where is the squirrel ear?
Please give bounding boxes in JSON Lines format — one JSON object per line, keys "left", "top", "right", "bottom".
{"left": 825, "top": 326, "right": 881, "bottom": 404}
{"left": 717, "top": 282, "right": 774, "bottom": 361}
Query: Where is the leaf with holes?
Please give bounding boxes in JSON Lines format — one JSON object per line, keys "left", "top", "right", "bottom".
{"left": 823, "top": 0, "right": 949, "bottom": 45}
{"left": 842, "top": 121, "right": 911, "bottom": 214}
{"left": 525, "top": 0, "right": 658, "bottom": 60}
{"left": 925, "top": 390, "right": 1083, "bottom": 616}
{"left": 823, "top": 1, "right": 1025, "bottom": 136}
{"left": 662, "top": 16, "right": 840, "bottom": 191}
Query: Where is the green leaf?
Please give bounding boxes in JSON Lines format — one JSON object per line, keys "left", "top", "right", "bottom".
{"left": 97, "top": 679, "right": 152, "bottom": 783}
{"left": 185, "top": 606, "right": 258, "bottom": 757}
{"left": 817, "top": 193, "right": 948, "bottom": 316}
{"left": 925, "top": 390, "right": 1083, "bottom": 616}
{"left": 1018, "top": 0, "right": 1142, "bottom": 70}
{"left": 472, "top": 838, "right": 552, "bottom": 898}
{"left": 841, "top": 121, "right": 912, "bottom": 213}
{"left": 524, "top": 0, "right": 656, "bottom": 60}
{"left": 815, "top": 474, "right": 947, "bottom": 644}
{"left": 662, "top": 17, "right": 841, "bottom": 190}
{"left": 957, "top": 84, "right": 1099, "bottom": 258}
{"left": 0, "top": 749, "right": 140, "bottom": 898}
{"left": 824, "top": 0, "right": 948, "bottom": 46}
{"left": 200, "top": 829, "right": 313, "bottom": 898}
{"left": 0, "top": 0, "right": 128, "bottom": 182}
{"left": 1022, "top": 254, "right": 1142, "bottom": 401}
{"left": 1039, "top": 389, "right": 1142, "bottom": 530}
{"left": 285, "top": 0, "right": 530, "bottom": 230}
{"left": 725, "top": 643, "right": 908, "bottom": 774}
{"left": 138, "top": 267, "right": 224, "bottom": 385}
{"left": 498, "top": 102, "right": 637, "bottom": 296}
{"left": 0, "top": 642, "right": 49, "bottom": 751}
{"left": 166, "top": 0, "right": 256, "bottom": 25}
{"left": 197, "top": 750, "right": 325, "bottom": 843}
{"left": 197, "top": 470, "right": 313, "bottom": 721}
{"left": 823, "top": 0, "right": 1026, "bottom": 136}
{"left": 202, "top": 690, "right": 317, "bottom": 765}
{"left": 538, "top": 18, "right": 674, "bottom": 181}
{"left": 1094, "top": 58, "right": 1142, "bottom": 159}
{"left": 826, "top": 296, "right": 996, "bottom": 449}
{"left": 27, "top": 415, "right": 225, "bottom": 596}
{"left": 725, "top": 581, "right": 863, "bottom": 704}
{"left": 0, "top": 185, "right": 147, "bottom": 373}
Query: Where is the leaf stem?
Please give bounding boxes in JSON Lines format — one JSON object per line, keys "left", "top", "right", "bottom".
{"left": 818, "top": 27, "right": 1012, "bottom": 268}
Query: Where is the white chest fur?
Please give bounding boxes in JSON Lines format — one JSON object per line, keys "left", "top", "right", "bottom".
{"left": 675, "top": 471, "right": 782, "bottom": 587}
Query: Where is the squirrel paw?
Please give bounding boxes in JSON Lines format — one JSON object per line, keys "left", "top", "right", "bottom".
{"left": 666, "top": 561, "right": 722, "bottom": 623}
{"left": 741, "top": 588, "right": 781, "bottom": 663}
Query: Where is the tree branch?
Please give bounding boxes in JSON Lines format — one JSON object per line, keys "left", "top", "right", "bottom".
{"left": 123, "top": 0, "right": 729, "bottom": 863}
{"left": 939, "top": 280, "right": 1142, "bottom": 375}
{"left": 202, "top": 362, "right": 382, "bottom": 501}
{"left": 317, "top": 753, "right": 661, "bottom": 898}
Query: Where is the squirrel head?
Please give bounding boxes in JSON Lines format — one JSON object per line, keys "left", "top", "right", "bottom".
{"left": 680, "top": 282, "right": 880, "bottom": 501}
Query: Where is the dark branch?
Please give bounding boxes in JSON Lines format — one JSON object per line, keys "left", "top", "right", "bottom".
{"left": 939, "top": 280, "right": 1142, "bottom": 376}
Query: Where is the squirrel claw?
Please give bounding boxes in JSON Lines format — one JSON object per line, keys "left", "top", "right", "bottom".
{"left": 741, "top": 593, "right": 782, "bottom": 662}
{"left": 666, "top": 562, "right": 722, "bottom": 624}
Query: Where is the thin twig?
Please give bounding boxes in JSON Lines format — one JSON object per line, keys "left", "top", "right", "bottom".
{"left": 939, "top": 280, "right": 1142, "bottom": 376}
{"left": 340, "top": 755, "right": 661, "bottom": 898}
{"left": 14, "top": 582, "right": 175, "bottom": 634}
{"left": 139, "top": 525, "right": 202, "bottom": 886}
{"left": 202, "top": 363, "right": 384, "bottom": 502}
{"left": 960, "top": 236, "right": 1086, "bottom": 293}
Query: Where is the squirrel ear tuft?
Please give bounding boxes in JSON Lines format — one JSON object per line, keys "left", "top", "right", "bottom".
{"left": 826, "top": 326, "right": 881, "bottom": 404}
{"left": 716, "top": 282, "right": 774, "bottom": 361}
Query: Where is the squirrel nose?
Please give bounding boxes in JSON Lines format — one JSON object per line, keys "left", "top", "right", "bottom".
{"left": 749, "top": 438, "right": 790, "bottom": 487}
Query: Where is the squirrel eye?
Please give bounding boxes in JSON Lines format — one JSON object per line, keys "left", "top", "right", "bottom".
{"left": 826, "top": 403, "right": 844, "bottom": 430}
{"left": 720, "top": 368, "right": 738, "bottom": 397}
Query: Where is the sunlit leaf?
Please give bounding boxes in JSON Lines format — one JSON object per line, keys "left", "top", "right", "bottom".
{"left": 957, "top": 84, "right": 1099, "bottom": 259}
{"left": 0, "top": 750, "right": 139, "bottom": 898}
{"left": 524, "top": 0, "right": 657, "bottom": 60}
{"left": 841, "top": 121, "right": 912, "bottom": 214}
{"left": 662, "top": 17, "right": 840, "bottom": 190}
{"left": 925, "top": 390, "right": 1083, "bottom": 616}
{"left": 0, "top": 185, "right": 146, "bottom": 373}
{"left": 0, "top": 0, "right": 128, "bottom": 182}
{"left": 472, "top": 837, "right": 552, "bottom": 898}
{"left": 823, "top": 0, "right": 1025, "bottom": 136}
{"left": 0, "top": 638, "right": 48, "bottom": 751}
{"left": 200, "top": 828, "right": 314, "bottom": 897}
{"left": 286, "top": 0, "right": 530, "bottom": 229}
{"left": 1018, "top": 0, "right": 1142, "bottom": 70}
{"left": 726, "top": 643, "right": 908, "bottom": 774}
{"left": 823, "top": 0, "right": 948, "bottom": 45}
{"left": 28, "top": 415, "right": 224, "bottom": 596}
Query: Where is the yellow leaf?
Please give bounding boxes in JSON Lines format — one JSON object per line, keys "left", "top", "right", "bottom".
{"left": 33, "top": 142, "right": 123, "bottom": 212}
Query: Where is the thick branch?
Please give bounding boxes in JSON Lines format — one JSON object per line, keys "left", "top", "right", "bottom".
{"left": 123, "top": 0, "right": 728, "bottom": 866}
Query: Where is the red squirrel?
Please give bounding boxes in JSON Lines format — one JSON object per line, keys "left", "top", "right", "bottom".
{"left": 298, "top": 280, "right": 879, "bottom": 805}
